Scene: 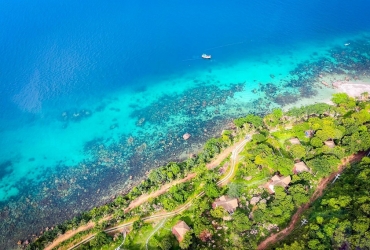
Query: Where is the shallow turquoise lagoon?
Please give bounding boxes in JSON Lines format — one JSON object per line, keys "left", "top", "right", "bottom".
{"left": 0, "top": 0, "right": 370, "bottom": 247}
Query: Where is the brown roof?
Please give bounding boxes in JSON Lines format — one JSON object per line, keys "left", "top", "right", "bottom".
{"left": 293, "top": 162, "right": 310, "bottom": 174}
{"left": 267, "top": 175, "right": 291, "bottom": 193}
{"left": 172, "top": 221, "right": 190, "bottom": 242}
{"left": 324, "top": 140, "right": 335, "bottom": 148}
{"left": 289, "top": 138, "right": 301, "bottom": 145}
{"left": 212, "top": 195, "right": 238, "bottom": 213}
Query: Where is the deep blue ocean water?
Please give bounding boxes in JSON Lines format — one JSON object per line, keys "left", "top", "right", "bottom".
{"left": 1, "top": 0, "right": 370, "bottom": 247}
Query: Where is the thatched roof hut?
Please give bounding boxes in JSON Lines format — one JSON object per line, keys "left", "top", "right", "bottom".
{"left": 172, "top": 221, "right": 190, "bottom": 242}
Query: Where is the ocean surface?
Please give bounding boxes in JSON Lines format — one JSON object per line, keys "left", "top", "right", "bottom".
{"left": 1, "top": 0, "right": 370, "bottom": 248}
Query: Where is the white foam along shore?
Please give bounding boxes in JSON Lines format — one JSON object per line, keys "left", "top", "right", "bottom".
{"left": 282, "top": 77, "right": 370, "bottom": 112}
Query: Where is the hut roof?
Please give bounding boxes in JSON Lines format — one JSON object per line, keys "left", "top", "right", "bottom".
{"left": 172, "top": 221, "right": 190, "bottom": 242}
{"left": 289, "top": 138, "right": 301, "bottom": 145}
{"left": 267, "top": 175, "right": 291, "bottom": 193}
{"left": 212, "top": 195, "right": 238, "bottom": 213}
{"left": 293, "top": 161, "right": 310, "bottom": 174}
{"left": 324, "top": 140, "right": 335, "bottom": 148}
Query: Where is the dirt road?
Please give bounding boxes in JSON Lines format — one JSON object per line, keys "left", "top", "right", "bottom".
{"left": 44, "top": 138, "right": 249, "bottom": 249}
{"left": 257, "top": 152, "right": 365, "bottom": 250}
{"left": 124, "top": 173, "right": 196, "bottom": 213}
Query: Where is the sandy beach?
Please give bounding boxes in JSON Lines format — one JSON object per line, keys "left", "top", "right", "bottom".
{"left": 337, "top": 81, "right": 370, "bottom": 98}
{"left": 283, "top": 76, "right": 370, "bottom": 112}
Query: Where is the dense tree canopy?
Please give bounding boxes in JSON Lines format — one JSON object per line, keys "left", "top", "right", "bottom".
{"left": 277, "top": 158, "right": 370, "bottom": 250}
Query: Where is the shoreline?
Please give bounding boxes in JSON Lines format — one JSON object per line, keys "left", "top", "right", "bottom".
{"left": 4, "top": 36, "right": 370, "bottom": 249}
{"left": 33, "top": 87, "right": 370, "bottom": 250}
{"left": 283, "top": 76, "right": 370, "bottom": 112}
{"left": 11, "top": 81, "right": 370, "bottom": 250}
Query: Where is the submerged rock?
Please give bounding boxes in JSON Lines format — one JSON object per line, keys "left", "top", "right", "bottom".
{"left": 183, "top": 133, "right": 191, "bottom": 140}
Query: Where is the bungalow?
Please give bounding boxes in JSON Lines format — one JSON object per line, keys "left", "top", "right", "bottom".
{"left": 289, "top": 138, "right": 301, "bottom": 145}
{"left": 293, "top": 161, "right": 310, "bottom": 174}
{"left": 212, "top": 195, "right": 238, "bottom": 213}
{"left": 324, "top": 140, "right": 335, "bottom": 148}
{"left": 172, "top": 221, "right": 191, "bottom": 242}
{"left": 266, "top": 174, "right": 291, "bottom": 193}
{"left": 305, "top": 130, "right": 314, "bottom": 138}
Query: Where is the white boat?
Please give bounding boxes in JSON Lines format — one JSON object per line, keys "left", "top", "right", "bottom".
{"left": 201, "top": 54, "right": 211, "bottom": 59}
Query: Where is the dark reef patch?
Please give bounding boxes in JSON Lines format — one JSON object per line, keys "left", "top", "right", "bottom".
{"left": 0, "top": 160, "right": 12, "bottom": 180}
{"left": 130, "top": 83, "right": 245, "bottom": 125}
{"left": 1, "top": 36, "right": 370, "bottom": 249}
{"left": 254, "top": 36, "right": 370, "bottom": 107}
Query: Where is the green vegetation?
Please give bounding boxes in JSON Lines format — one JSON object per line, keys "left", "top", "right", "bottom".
{"left": 27, "top": 93, "right": 370, "bottom": 250}
{"left": 276, "top": 157, "right": 370, "bottom": 250}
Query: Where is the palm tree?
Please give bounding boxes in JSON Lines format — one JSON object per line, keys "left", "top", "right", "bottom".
{"left": 361, "top": 92, "right": 369, "bottom": 101}
{"left": 90, "top": 232, "right": 112, "bottom": 247}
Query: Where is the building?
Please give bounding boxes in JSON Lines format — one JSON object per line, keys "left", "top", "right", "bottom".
{"left": 293, "top": 161, "right": 310, "bottom": 174}
{"left": 172, "top": 221, "right": 191, "bottom": 242}
{"left": 266, "top": 175, "right": 291, "bottom": 193}
{"left": 324, "top": 140, "right": 335, "bottom": 148}
{"left": 305, "top": 130, "right": 314, "bottom": 138}
{"left": 212, "top": 195, "right": 238, "bottom": 213}
{"left": 289, "top": 138, "right": 301, "bottom": 145}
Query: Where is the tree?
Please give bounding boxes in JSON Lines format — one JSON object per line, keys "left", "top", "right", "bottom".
{"left": 289, "top": 184, "right": 309, "bottom": 206}
{"left": 342, "top": 130, "right": 370, "bottom": 154}
{"left": 193, "top": 216, "right": 212, "bottom": 236}
{"left": 222, "top": 130, "right": 233, "bottom": 143}
{"left": 267, "top": 137, "right": 283, "bottom": 155}
{"left": 210, "top": 206, "right": 227, "bottom": 219}
{"left": 191, "top": 197, "right": 210, "bottom": 216}
{"left": 310, "top": 137, "right": 323, "bottom": 148}
{"left": 245, "top": 114, "right": 264, "bottom": 128}
{"left": 351, "top": 109, "right": 370, "bottom": 125}
{"left": 231, "top": 211, "right": 251, "bottom": 233}
{"left": 272, "top": 108, "right": 283, "bottom": 120}
{"left": 290, "top": 145, "right": 306, "bottom": 160}
{"left": 361, "top": 91, "right": 369, "bottom": 100}
{"left": 270, "top": 156, "right": 294, "bottom": 176}
{"left": 252, "top": 133, "right": 266, "bottom": 143}
{"left": 277, "top": 241, "right": 305, "bottom": 250}
{"left": 331, "top": 93, "right": 350, "bottom": 106}
{"left": 90, "top": 231, "right": 112, "bottom": 247}
{"left": 199, "top": 229, "right": 212, "bottom": 242}
{"left": 227, "top": 183, "right": 244, "bottom": 198}
{"left": 160, "top": 236, "right": 173, "bottom": 250}
{"left": 168, "top": 162, "right": 181, "bottom": 176}
{"left": 132, "top": 219, "right": 144, "bottom": 230}
{"left": 179, "top": 231, "right": 193, "bottom": 249}
{"left": 276, "top": 159, "right": 370, "bottom": 250}
{"left": 307, "top": 239, "right": 321, "bottom": 249}
{"left": 204, "top": 183, "right": 220, "bottom": 198}
{"left": 307, "top": 155, "right": 340, "bottom": 177}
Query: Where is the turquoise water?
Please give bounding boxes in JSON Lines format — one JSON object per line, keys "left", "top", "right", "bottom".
{"left": 1, "top": 0, "right": 370, "bottom": 247}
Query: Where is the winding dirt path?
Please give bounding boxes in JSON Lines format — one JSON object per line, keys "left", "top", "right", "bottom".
{"left": 124, "top": 138, "right": 248, "bottom": 213}
{"left": 44, "top": 139, "right": 248, "bottom": 250}
{"left": 44, "top": 223, "right": 94, "bottom": 250}
{"left": 124, "top": 173, "right": 196, "bottom": 213}
{"left": 257, "top": 152, "right": 365, "bottom": 250}
{"left": 67, "top": 138, "right": 251, "bottom": 249}
{"left": 206, "top": 138, "right": 246, "bottom": 169}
